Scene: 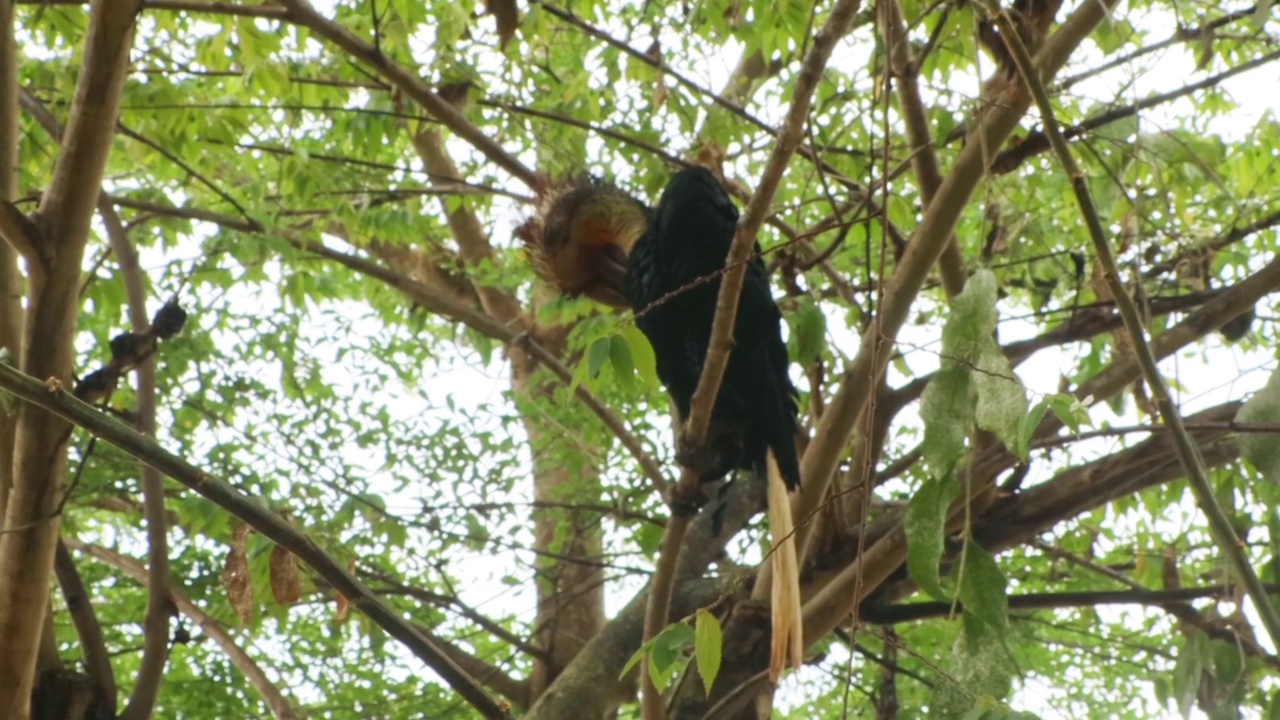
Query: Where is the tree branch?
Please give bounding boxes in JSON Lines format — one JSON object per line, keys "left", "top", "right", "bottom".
{"left": 0, "top": 363, "right": 514, "bottom": 720}
{"left": 52, "top": 539, "right": 116, "bottom": 709}
{"left": 0, "top": 0, "right": 144, "bottom": 712}
{"left": 877, "top": 0, "right": 966, "bottom": 298}
{"left": 861, "top": 585, "right": 1280, "bottom": 624}
{"left": 792, "top": 0, "right": 1122, "bottom": 572}
{"left": 991, "top": 48, "right": 1280, "bottom": 176}
{"left": 99, "top": 202, "right": 172, "bottom": 720}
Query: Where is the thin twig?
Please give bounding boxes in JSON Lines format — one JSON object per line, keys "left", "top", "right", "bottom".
{"left": 273, "top": 0, "right": 538, "bottom": 187}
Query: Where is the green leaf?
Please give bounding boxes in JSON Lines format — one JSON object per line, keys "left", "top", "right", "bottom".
{"left": 957, "top": 541, "right": 1009, "bottom": 635}
{"left": 620, "top": 621, "right": 695, "bottom": 691}
{"left": 944, "top": 269, "right": 999, "bottom": 362}
{"left": 586, "top": 336, "right": 611, "bottom": 379}
{"left": 1236, "top": 366, "right": 1280, "bottom": 484}
{"left": 649, "top": 622, "right": 695, "bottom": 692}
{"left": 608, "top": 333, "right": 634, "bottom": 388}
{"left": 789, "top": 299, "right": 826, "bottom": 368}
{"left": 619, "top": 325, "right": 658, "bottom": 387}
{"left": 1046, "top": 393, "right": 1091, "bottom": 434}
{"left": 1012, "top": 400, "right": 1049, "bottom": 460}
{"left": 920, "top": 365, "right": 973, "bottom": 478}
{"left": 694, "top": 609, "right": 723, "bottom": 696}
{"left": 1173, "top": 632, "right": 1210, "bottom": 718}
{"left": 973, "top": 343, "right": 1028, "bottom": 453}
{"left": 905, "top": 473, "right": 959, "bottom": 599}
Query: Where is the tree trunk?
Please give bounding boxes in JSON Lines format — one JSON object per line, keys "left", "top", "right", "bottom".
{"left": 510, "top": 327, "right": 606, "bottom": 698}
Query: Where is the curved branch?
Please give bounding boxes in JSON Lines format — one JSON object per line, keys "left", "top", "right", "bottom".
{"left": 52, "top": 539, "right": 116, "bottom": 708}
{"left": 792, "top": 0, "right": 1122, "bottom": 570}
{"left": 990, "top": 0, "right": 1280, "bottom": 646}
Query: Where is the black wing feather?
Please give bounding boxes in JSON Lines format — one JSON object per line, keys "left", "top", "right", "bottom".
{"left": 628, "top": 167, "right": 801, "bottom": 490}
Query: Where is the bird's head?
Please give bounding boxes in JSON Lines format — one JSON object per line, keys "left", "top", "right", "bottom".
{"left": 516, "top": 175, "right": 648, "bottom": 307}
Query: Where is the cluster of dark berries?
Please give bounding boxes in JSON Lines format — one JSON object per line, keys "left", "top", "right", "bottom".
{"left": 74, "top": 300, "right": 188, "bottom": 403}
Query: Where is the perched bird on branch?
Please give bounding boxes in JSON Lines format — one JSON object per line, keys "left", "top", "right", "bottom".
{"left": 521, "top": 166, "right": 805, "bottom": 679}
{"left": 627, "top": 167, "right": 801, "bottom": 492}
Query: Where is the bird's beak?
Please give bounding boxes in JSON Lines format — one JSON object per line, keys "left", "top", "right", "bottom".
{"left": 591, "top": 244, "right": 632, "bottom": 307}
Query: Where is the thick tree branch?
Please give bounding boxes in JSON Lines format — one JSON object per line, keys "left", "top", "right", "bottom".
{"left": 0, "top": 363, "right": 514, "bottom": 720}
{"left": 64, "top": 538, "right": 302, "bottom": 720}
{"left": 792, "top": 0, "right": 1121, "bottom": 571}
{"left": 526, "top": 477, "right": 763, "bottom": 720}
{"left": 0, "top": 0, "right": 143, "bottom": 713}
{"left": 407, "top": 129, "right": 523, "bottom": 324}
{"left": 0, "top": 200, "right": 39, "bottom": 263}
{"left": 413, "top": 623, "right": 531, "bottom": 709}
{"left": 0, "top": 0, "right": 23, "bottom": 523}
{"left": 878, "top": 0, "right": 966, "bottom": 298}
{"left": 99, "top": 202, "right": 172, "bottom": 720}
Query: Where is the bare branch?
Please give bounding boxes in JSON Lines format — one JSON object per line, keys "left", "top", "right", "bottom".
{"left": 861, "top": 585, "right": 1280, "bottom": 624}
{"left": 991, "top": 48, "right": 1280, "bottom": 176}
{"left": 877, "top": 0, "right": 966, "bottom": 298}
{"left": 22, "top": 0, "right": 289, "bottom": 16}
{"left": 0, "top": 201, "right": 39, "bottom": 263}
{"left": 100, "top": 202, "right": 171, "bottom": 720}
{"left": 52, "top": 539, "right": 116, "bottom": 707}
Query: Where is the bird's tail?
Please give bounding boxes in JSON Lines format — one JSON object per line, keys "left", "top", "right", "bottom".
{"left": 766, "top": 449, "right": 803, "bottom": 681}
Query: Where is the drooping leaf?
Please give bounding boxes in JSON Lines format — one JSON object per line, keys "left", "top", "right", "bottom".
{"left": 906, "top": 473, "right": 959, "bottom": 600}
{"left": 694, "top": 608, "right": 723, "bottom": 696}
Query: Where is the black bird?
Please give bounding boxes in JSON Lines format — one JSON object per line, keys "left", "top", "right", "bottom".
{"left": 627, "top": 167, "right": 801, "bottom": 490}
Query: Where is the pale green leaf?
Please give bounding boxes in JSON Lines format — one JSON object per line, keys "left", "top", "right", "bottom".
{"left": 694, "top": 609, "right": 723, "bottom": 696}
{"left": 905, "top": 473, "right": 959, "bottom": 600}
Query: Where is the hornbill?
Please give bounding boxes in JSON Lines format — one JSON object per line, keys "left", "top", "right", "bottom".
{"left": 627, "top": 167, "right": 802, "bottom": 492}
{"left": 519, "top": 166, "right": 805, "bottom": 678}
{"left": 520, "top": 167, "right": 801, "bottom": 490}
